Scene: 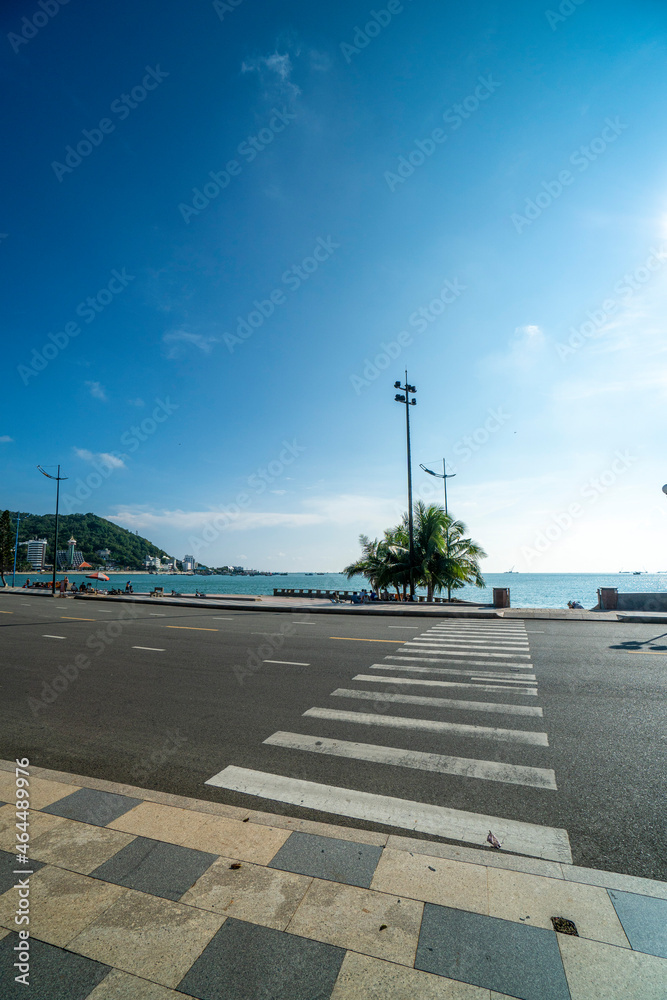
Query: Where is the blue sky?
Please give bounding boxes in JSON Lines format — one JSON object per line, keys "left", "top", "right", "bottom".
{"left": 2, "top": 0, "right": 667, "bottom": 572}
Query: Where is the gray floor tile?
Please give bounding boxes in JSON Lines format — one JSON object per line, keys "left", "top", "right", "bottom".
{"left": 90, "top": 837, "right": 217, "bottom": 901}
{"left": 178, "top": 918, "right": 345, "bottom": 1000}
{"left": 268, "top": 832, "right": 382, "bottom": 888}
{"left": 42, "top": 788, "right": 142, "bottom": 827}
{"left": 416, "top": 903, "right": 570, "bottom": 1000}
{"left": 0, "top": 849, "right": 45, "bottom": 894}
{"left": 0, "top": 932, "right": 110, "bottom": 999}
{"left": 608, "top": 889, "right": 667, "bottom": 959}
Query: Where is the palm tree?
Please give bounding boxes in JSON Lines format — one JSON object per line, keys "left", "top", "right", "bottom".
{"left": 434, "top": 514, "right": 486, "bottom": 599}
{"left": 343, "top": 504, "right": 486, "bottom": 602}
{"left": 342, "top": 535, "right": 392, "bottom": 595}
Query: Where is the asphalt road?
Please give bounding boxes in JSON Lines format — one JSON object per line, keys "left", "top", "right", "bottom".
{"left": 1, "top": 593, "right": 665, "bottom": 880}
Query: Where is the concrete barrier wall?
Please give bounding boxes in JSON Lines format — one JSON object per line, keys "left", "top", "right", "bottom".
{"left": 616, "top": 592, "right": 667, "bottom": 612}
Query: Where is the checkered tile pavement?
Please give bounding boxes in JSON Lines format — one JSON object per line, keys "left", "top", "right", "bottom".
{"left": 0, "top": 763, "right": 665, "bottom": 999}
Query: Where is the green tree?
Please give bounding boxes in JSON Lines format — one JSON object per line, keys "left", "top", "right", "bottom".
{"left": 343, "top": 502, "right": 486, "bottom": 602}
{"left": 0, "top": 510, "right": 14, "bottom": 587}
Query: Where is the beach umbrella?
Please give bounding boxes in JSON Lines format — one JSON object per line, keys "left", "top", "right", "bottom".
{"left": 86, "top": 572, "right": 109, "bottom": 581}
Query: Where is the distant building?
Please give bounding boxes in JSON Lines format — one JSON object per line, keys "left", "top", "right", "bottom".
{"left": 182, "top": 554, "right": 196, "bottom": 571}
{"left": 57, "top": 536, "right": 85, "bottom": 570}
{"left": 232, "top": 565, "right": 244, "bottom": 573}
{"left": 97, "top": 548, "right": 111, "bottom": 561}
{"left": 26, "top": 539, "right": 47, "bottom": 569}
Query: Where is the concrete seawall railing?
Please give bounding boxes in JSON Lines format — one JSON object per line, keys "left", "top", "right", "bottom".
{"left": 598, "top": 588, "right": 667, "bottom": 612}
{"left": 271, "top": 588, "right": 498, "bottom": 605}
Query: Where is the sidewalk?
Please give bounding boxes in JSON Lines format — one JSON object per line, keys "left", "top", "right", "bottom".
{"left": 1, "top": 762, "right": 665, "bottom": 998}
{"left": 1, "top": 587, "right": 642, "bottom": 622}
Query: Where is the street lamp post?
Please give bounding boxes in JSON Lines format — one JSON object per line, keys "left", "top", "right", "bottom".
{"left": 394, "top": 372, "right": 417, "bottom": 600}
{"left": 420, "top": 459, "right": 457, "bottom": 601}
{"left": 37, "top": 465, "right": 68, "bottom": 595}
{"left": 11, "top": 513, "right": 20, "bottom": 588}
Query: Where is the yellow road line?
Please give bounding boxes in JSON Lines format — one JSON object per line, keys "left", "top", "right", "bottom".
{"left": 620, "top": 649, "right": 667, "bottom": 655}
{"left": 329, "top": 637, "right": 402, "bottom": 643}
{"left": 61, "top": 617, "right": 96, "bottom": 621}
{"left": 0, "top": 611, "right": 13, "bottom": 614}
{"left": 165, "top": 625, "right": 219, "bottom": 631}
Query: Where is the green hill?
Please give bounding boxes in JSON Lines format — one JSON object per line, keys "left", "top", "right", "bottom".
{"left": 9, "top": 512, "right": 174, "bottom": 570}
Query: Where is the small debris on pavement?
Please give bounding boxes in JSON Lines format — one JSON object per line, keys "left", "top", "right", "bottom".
{"left": 487, "top": 830, "right": 502, "bottom": 849}
{"left": 551, "top": 917, "right": 578, "bottom": 935}
{"left": 229, "top": 863, "right": 242, "bottom": 869}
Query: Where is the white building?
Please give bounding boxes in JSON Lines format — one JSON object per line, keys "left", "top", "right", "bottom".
{"left": 26, "top": 539, "right": 48, "bottom": 569}
{"left": 182, "top": 554, "right": 196, "bottom": 571}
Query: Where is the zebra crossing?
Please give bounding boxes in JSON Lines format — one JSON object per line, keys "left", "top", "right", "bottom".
{"left": 206, "top": 619, "right": 572, "bottom": 863}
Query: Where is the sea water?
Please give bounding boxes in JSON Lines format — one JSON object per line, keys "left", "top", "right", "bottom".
{"left": 10, "top": 572, "right": 667, "bottom": 609}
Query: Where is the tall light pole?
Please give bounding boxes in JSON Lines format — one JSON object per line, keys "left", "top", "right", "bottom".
{"left": 11, "top": 513, "right": 20, "bottom": 588}
{"left": 394, "top": 372, "right": 417, "bottom": 600}
{"left": 37, "top": 465, "right": 68, "bottom": 595}
{"left": 420, "top": 459, "right": 456, "bottom": 601}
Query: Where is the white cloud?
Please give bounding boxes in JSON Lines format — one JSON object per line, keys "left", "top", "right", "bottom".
{"left": 85, "top": 380, "right": 107, "bottom": 401}
{"left": 106, "top": 509, "right": 324, "bottom": 534}
{"left": 241, "top": 49, "right": 301, "bottom": 106}
{"left": 74, "top": 447, "right": 126, "bottom": 469}
{"left": 163, "top": 330, "right": 219, "bottom": 359}
{"left": 0, "top": 435, "right": 12, "bottom": 443}
{"left": 127, "top": 397, "right": 145, "bottom": 407}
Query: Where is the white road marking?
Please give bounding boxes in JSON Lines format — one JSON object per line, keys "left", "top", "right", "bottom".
{"left": 211, "top": 617, "right": 234, "bottom": 620}
{"left": 413, "top": 638, "right": 530, "bottom": 648}
{"left": 332, "top": 687, "right": 544, "bottom": 716}
{"left": 386, "top": 655, "right": 534, "bottom": 670}
{"left": 149, "top": 613, "right": 166, "bottom": 616}
{"left": 353, "top": 674, "right": 538, "bottom": 695}
{"left": 132, "top": 646, "right": 165, "bottom": 651}
{"left": 205, "top": 766, "right": 572, "bottom": 863}
{"left": 380, "top": 662, "right": 534, "bottom": 680}
{"left": 303, "top": 707, "right": 548, "bottom": 745}
{"left": 402, "top": 645, "right": 531, "bottom": 660}
{"left": 369, "top": 663, "right": 536, "bottom": 681}
{"left": 419, "top": 639, "right": 530, "bottom": 650}
{"left": 42, "top": 635, "right": 66, "bottom": 639}
{"left": 387, "top": 626, "right": 421, "bottom": 629}
{"left": 263, "top": 660, "right": 310, "bottom": 666}
{"left": 265, "top": 731, "right": 557, "bottom": 789}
